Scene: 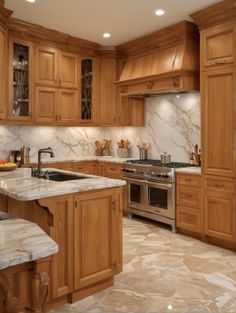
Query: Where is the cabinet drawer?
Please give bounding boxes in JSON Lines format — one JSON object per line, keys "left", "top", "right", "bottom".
{"left": 73, "top": 162, "right": 90, "bottom": 174}
{"left": 205, "top": 177, "right": 236, "bottom": 193}
{"left": 177, "top": 187, "right": 201, "bottom": 209}
{"left": 177, "top": 207, "right": 201, "bottom": 233}
{"left": 177, "top": 173, "right": 201, "bottom": 187}
{"left": 103, "top": 163, "right": 122, "bottom": 179}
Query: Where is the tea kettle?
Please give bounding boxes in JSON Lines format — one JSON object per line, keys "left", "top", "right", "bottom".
{"left": 21, "top": 145, "right": 30, "bottom": 165}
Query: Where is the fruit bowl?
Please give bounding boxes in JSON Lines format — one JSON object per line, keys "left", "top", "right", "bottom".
{"left": 0, "top": 161, "right": 17, "bottom": 171}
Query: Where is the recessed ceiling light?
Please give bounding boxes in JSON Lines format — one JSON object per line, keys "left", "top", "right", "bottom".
{"left": 155, "top": 9, "right": 165, "bottom": 16}
{"left": 103, "top": 33, "right": 111, "bottom": 38}
{"left": 26, "top": 0, "right": 36, "bottom": 3}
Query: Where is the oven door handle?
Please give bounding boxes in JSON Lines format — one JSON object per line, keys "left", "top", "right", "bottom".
{"left": 123, "top": 178, "right": 144, "bottom": 184}
{"left": 146, "top": 182, "right": 173, "bottom": 190}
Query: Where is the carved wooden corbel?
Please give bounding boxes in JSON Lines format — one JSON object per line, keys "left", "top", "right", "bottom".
{"left": 0, "top": 272, "right": 17, "bottom": 313}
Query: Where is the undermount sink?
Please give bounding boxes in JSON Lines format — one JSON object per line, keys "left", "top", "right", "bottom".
{"left": 46, "top": 171, "right": 90, "bottom": 182}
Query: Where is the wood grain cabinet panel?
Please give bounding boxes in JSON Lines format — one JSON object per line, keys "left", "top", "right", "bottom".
{"left": 100, "top": 57, "right": 117, "bottom": 125}
{"left": 204, "top": 191, "right": 236, "bottom": 242}
{"left": 0, "top": 25, "right": 6, "bottom": 119}
{"left": 59, "top": 51, "right": 78, "bottom": 89}
{"left": 35, "top": 46, "right": 58, "bottom": 86}
{"left": 176, "top": 173, "right": 201, "bottom": 235}
{"left": 202, "top": 23, "right": 236, "bottom": 68}
{"left": 58, "top": 89, "right": 78, "bottom": 123}
{"left": 35, "top": 86, "right": 57, "bottom": 123}
{"left": 102, "top": 163, "right": 122, "bottom": 179}
{"left": 74, "top": 189, "right": 122, "bottom": 290}
{"left": 39, "top": 195, "right": 74, "bottom": 299}
{"left": 202, "top": 67, "right": 236, "bottom": 177}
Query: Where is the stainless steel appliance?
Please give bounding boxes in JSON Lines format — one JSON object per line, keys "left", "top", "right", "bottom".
{"left": 122, "top": 159, "right": 193, "bottom": 232}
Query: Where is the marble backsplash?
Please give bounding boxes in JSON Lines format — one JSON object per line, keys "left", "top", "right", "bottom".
{"left": 0, "top": 93, "right": 200, "bottom": 163}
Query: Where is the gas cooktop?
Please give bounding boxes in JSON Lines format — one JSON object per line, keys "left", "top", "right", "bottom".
{"left": 125, "top": 159, "right": 194, "bottom": 169}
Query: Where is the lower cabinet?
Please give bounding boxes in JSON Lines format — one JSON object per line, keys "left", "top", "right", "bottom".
{"left": 4, "top": 187, "right": 123, "bottom": 308}
{"left": 204, "top": 176, "right": 236, "bottom": 243}
{"left": 74, "top": 189, "right": 122, "bottom": 290}
{"left": 176, "top": 173, "right": 202, "bottom": 236}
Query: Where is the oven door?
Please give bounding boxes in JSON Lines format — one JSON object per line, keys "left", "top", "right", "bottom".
{"left": 144, "top": 181, "right": 175, "bottom": 219}
{"left": 125, "top": 178, "right": 144, "bottom": 210}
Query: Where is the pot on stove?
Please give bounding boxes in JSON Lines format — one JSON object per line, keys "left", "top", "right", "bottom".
{"left": 160, "top": 152, "right": 171, "bottom": 164}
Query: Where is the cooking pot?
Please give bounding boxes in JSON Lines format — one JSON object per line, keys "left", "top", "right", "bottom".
{"left": 160, "top": 152, "right": 171, "bottom": 164}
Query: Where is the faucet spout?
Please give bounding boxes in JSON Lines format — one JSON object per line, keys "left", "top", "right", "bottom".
{"left": 37, "top": 146, "right": 55, "bottom": 178}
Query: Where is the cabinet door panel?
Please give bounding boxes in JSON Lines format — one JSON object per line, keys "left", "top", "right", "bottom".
{"left": 202, "top": 68, "right": 235, "bottom": 177}
{"left": 35, "top": 87, "right": 57, "bottom": 123}
{"left": 74, "top": 190, "right": 116, "bottom": 289}
{"left": 8, "top": 38, "right": 34, "bottom": 120}
{"left": 202, "top": 24, "right": 235, "bottom": 67}
{"left": 39, "top": 195, "right": 74, "bottom": 299}
{"left": 60, "top": 52, "right": 78, "bottom": 88}
{"left": 0, "top": 26, "right": 6, "bottom": 119}
{"left": 100, "top": 58, "right": 117, "bottom": 125}
{"left": 35, "top": 46, "right": 58, "bottom": 86}
{"left": 58, "top": 89, "right": 78, "bottom": 123}
{"left": 204, "top": 191, "right": 236, "bottom": 242}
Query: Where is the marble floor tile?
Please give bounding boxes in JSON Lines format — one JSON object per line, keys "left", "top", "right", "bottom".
{"left": 49, "top": 217, "right": 236, "bottom": 313}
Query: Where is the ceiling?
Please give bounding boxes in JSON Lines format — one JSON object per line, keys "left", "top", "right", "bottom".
{"left": 5, "top": 0, "right": 221, "bottom": 46}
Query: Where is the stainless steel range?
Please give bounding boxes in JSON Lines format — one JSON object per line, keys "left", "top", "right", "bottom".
{"left": 122, "top": 159, "right": 193, "bottom": 232}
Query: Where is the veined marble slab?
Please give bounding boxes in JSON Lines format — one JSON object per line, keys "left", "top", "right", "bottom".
{"left": 0, "top": 168, "right": 126, "bottom": 201}
{"left": 0, "top": 211, "right": 58, "bottom": 270}
{"left": 29, "top": 156, "right": 136, "bottom": 164}
{"left": 175, "top": 167, "right": 201, "bottom": 175}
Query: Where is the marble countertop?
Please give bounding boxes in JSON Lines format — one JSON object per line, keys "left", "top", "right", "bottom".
{"left": 30, "top": 156, "right": 136, "bottom": 164}
{"left": 0, "top": 168, "right": 126, "bottom": 201}
{"left": 175, "top": 167, "right": 201, "bottom": 175}
{"left": 0, "top": 211, "right": 58, "bottom": 270}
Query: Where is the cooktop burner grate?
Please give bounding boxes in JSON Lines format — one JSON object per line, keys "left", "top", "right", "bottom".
{"left": 125, "top": 159, "right": 194, "bottom": 168}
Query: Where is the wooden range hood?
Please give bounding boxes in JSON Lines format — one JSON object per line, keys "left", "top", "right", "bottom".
{"left": 116, "top": 21, "right": 200, "bottom": 97}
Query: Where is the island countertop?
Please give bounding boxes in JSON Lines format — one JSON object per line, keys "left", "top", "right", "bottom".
{"left": 0, "top": 168, "right": 126, "bottom": 201}
{"left": 0, "top": 211, "right": 58, "bottom": 270}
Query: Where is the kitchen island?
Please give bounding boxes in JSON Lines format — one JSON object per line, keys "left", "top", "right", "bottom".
{"left": 0, "top": 168, "right": 125, "bottom": 312}
{"left": 0, "top": 211, "right": 58, "bottom": 312}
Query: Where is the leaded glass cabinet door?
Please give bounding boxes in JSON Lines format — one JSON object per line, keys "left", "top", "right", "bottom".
{"left": 9, "top": 38, "right": 33, "bottom": 120}
{"left": 79, "top": 57, "right": 99, "bottom": 125}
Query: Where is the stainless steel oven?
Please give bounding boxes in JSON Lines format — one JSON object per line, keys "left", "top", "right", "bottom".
{"left": 125, "top": 177, "right": 176, "bottom": 231}
{"left": 122, "top": 160, "right": 193, "bottom": 232}
{"left": 144, "top": 181, "right": 175, "bottom": 219}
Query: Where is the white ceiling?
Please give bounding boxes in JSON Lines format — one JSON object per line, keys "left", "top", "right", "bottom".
{"left": 5, "top": 0, "right": 221, "bottom": 46}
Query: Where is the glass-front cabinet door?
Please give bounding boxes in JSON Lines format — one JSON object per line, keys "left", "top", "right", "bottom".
{"left": 9, "top": 38, "right": 33, "bottom": 120}
{"left": 79, "top": 57, "right": 99, "bottom": 125}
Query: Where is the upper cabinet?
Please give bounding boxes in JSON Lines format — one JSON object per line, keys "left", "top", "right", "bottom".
{"left": 35, "top": 46, "right": 58, "bottom": 86}
{"left": 202, "top": 23, "right": 236, "bottom": 68}
{"left": 35, "top": 46, "right": 78, "bottom": 88}
{"left": 0, "top": 25, "right": 7, "bottom": 119}
{"left": 79, "top": 57, "right": 100, "bottom": 125}
{"left": 8, "top": 38, "right": 34, "bottom": 121}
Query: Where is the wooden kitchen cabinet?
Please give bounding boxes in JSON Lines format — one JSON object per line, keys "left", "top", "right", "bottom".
{"left": 74, "top": 188, "right": 122, "bottom": 290}
{"left": 204, "top": 178, "right": 236, "bottom": 244}
{"left": 35, "top": 87, "right": 78, "bottom": 124}
{"left": 117, "top": 87, "right": 145, "bottom": 126}
{"left": 35, "top": 46, "right": 78, "bottom": 88}
{"left": 101, "top": 162, "right": 122, "bottom": 179}
{"left": 0, "top": 25, "right": 7, "bottom": 119}
{"left": 176, "top": 173, "right": 202, "bottom": 236}
{"left": 59, "top": 51, "right": 79, "bottom": 89}
{"left": 100, "top": 57, "right": 117, "bottom": 125}
{"left": 79, "top": 56, "right": 100, "bottom": 125}
{"left": 8, "top": 38, "right": 34, "bottom": 121}
{"left": 73, "top": 161, "right": 92, "bottom": 174}
{"left": 35, "top": 45, "right": 58, "bottom": 86}
{"left": 201, "top": 23, "right": 236, "bottom": 69}
{"left": 202, "top": 66, "right": 236, "bottom": 177}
